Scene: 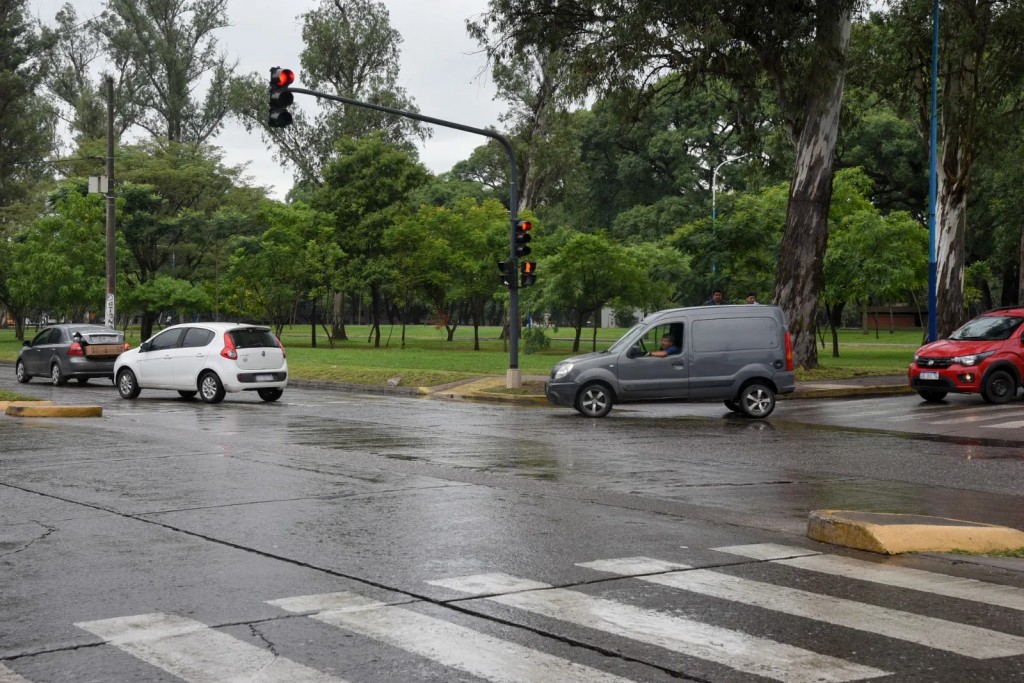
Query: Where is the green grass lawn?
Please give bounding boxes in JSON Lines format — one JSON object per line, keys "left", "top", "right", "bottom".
{"left": 0, "top": 323, "right": 919, "bottom": 387}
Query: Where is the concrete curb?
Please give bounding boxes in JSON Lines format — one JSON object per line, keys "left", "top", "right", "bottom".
{"left": 5, "top": 404, "right": 103, "bottom": 418}
{"left": 807, "top": 509, "right": 1024, "bottom": 555}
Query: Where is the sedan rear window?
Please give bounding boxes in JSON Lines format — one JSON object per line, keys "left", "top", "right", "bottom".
{"left": 949, "top": 316, "right": 1024, "bottom": 341}
{"left": 229, "top": 328, "right": 279, "bottom": 348}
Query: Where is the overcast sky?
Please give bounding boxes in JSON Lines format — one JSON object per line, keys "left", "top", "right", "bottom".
{"left": 30, "top": 0, "right": 504, "bottom": 199}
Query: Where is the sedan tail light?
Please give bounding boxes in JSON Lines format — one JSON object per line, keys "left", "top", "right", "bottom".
{"left": 67, "top": 342, "right": 84, "bottom": 356}
{"left": 220, "top": 332, "right": 238, "bottom": 360}
{"left": 123, "top": 342, "right": 131, "bottom": 351}
{"left": 784, "top": 331, "right": 794, "bottom": 371}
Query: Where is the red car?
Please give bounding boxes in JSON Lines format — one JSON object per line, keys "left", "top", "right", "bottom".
{"left": 909, "top": 307, "right": 1024, "bottom": 403}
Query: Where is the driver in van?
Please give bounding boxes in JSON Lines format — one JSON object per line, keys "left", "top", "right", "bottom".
{"left": 647, "top": 334, "right": 679, "bottom": 357}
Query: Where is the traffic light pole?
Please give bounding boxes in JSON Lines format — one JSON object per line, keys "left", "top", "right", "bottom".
{"left": 285, "top": 86, "right": 524, "bottom": 387}
{"left": 104, "top": 75, "right": 116, "bottom": 330}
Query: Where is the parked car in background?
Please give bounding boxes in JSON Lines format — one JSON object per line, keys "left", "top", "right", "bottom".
{"left": 909, "top": 307, "right": 1024, "bottom": 404}
{"left": 16, "top": 325, "right": 128, "bottom": 386}
{"left": 114, "top": 322, "right": 288, "bottom": 404}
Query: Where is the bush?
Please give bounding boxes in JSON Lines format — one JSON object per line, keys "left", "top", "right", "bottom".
{"left": 523, "top": 327, "right": 551, "bottom": 354}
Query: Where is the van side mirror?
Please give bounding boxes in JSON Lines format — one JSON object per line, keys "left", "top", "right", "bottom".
{"left": 626, "top": 345, "right": 642, "bottom": 359}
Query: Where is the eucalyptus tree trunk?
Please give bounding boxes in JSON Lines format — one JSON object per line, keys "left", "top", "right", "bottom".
{"left": 772, "top": 6, "right": 852, "bottom": 369}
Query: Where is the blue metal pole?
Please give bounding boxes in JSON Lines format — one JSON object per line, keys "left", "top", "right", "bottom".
{"left": 927, "top": 0, "right": 939, "bottom": 341}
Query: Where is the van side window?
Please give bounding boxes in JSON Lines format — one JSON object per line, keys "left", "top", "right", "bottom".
{"left": 692, "top": 318, "right": 778, "bottom": 352}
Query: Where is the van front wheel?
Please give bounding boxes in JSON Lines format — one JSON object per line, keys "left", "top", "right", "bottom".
{"left": 739, "top": 383, "right": 776, "bottom": 418}
{"left": 575, "top": 383, "right": 613, "bottom": 418}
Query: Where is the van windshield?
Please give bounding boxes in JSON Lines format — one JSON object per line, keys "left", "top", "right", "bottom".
{"left": 606, "top": 324, "right": 646, "bottom": 354}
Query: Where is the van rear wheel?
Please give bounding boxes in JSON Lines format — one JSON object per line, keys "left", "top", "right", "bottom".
{"left": 738, "top": 383, "right": 776, "bottom": 418}
{"left": 724, "top": 400, "right": 741, "bottom": 413}
{"left": 575, "top": 383, "right": 613, "bottom": 418}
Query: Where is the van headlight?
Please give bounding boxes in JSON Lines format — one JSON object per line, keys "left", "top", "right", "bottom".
{"left": 552, "top": 363, "right": 574, "bottom": 380}
{"left": 952, "top": 351, "right": 994, "bottom": 366}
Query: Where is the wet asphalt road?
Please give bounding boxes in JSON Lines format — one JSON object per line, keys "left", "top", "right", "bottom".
{"left": 4, "top": 375, "right": 1024, "bottom": 682}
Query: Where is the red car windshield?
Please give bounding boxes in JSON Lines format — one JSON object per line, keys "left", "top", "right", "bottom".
{"left": 948, "top": 316, "right": 1024, "bottom": 341}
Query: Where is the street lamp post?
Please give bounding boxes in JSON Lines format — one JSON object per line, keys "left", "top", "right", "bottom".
{"left": 711, "top": 152, "right": 751, "bottom": 276}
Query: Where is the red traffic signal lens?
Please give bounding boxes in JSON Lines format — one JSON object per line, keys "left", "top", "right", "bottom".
{"left": 272, "top": 68, "right": 295, "bottom": 88}
{"left": 517, "top": 220, "right": 532, "bottom": 232}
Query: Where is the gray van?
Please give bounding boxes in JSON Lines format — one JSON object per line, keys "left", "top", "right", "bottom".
{"left": 545, "top": 305, "right": 795, "bottom": 418}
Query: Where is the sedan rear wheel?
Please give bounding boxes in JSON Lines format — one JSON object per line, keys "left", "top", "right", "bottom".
{"left": 117, "top": 369, "right": 141, "bottom": 399}
{"left": 199, "top": 372, "right": 225, "bottom": 404}
{"left": 15, "top": 360, "right": 30, "bottom": 384}
{"left": 51, "top": 363, "right": 67, "bottom": 386}
{"left": 178, "top": 390, "right": 197, "bottom": 400}
{"left": 257, "top": 388, "right": 283, "bottom": 402}
{"left": 739, "top": 383, "right": 776, "bottom": 418}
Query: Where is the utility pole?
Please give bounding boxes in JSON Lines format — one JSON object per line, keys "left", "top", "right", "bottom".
{"left": 104, "top": 75, "right": 116, "bottom": 330}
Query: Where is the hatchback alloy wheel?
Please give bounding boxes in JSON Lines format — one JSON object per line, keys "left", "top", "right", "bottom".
{"left": 15, "top": 361, "right": 30, "bottom": 384}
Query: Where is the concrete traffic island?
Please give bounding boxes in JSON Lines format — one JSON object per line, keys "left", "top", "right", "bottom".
{"left": 0, "top": 400, "right": 55, "bottom": 411}
{"left": 4, "top": 403, "right": 102, "bottom": 418}
{"left": 808, "top": 509, "right": 1024, "bottom": 555}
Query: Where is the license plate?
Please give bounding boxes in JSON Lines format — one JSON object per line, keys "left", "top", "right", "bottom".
{"left": 256, "top": 374, "right": 274, "bottom": 382}
{"left": 920, "top": 371, "right": 940, "bottom": 380}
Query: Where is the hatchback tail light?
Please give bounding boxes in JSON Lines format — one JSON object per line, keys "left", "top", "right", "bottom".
{"left": 123, "top": 342, "right": 131, "bottom": 351}
{"left": 784, "top": 331, "right": 794, "bottom": 371}
{"left": 67, "top": 342, "right": 84, "bottom": 357}
{"left": 276, "top": 335, "right": 286, "bottom": 359}
{"left": 220, "top": 332, "right": 238, "bottom": 360}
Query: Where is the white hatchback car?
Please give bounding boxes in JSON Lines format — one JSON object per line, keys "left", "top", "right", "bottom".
{"left": 114, "top": 323, "right": 288, "bottom": 403}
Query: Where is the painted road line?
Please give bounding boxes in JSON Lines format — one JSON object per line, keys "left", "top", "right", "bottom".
{"left": 986, "top": 421, "right": 1024, "bottom": 429}
{"left": 0, "top": 664, "right": 32, "bottom": 683}
{"left": 270, "top": 591, "right": 635, "bottom": 683}
{"left": 428, "top": 573, "right": 888, "bottom": 683}
{"left": 715, "top": 543, "right": 1024, "bottom": 611}
{"left": 581, "top": 557, "right": 1024, "bottom": 659}
{"left": 76, "top": 612, "right": 344, "bottom": 683}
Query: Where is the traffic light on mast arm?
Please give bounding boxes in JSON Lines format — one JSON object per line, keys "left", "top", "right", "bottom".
{"left": 497, "top": 259, "right": 515, "bottom": 288}
{"left": 514, "top": 219, "right": 532, "bottom": 257}
{"left": 520, "top": 260, "right": 537, "bottom": 288}
{"left": 268, "top": 67, "right": 295, "bottom": 128}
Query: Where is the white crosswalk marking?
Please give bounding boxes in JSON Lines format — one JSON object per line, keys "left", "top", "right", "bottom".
{"left": 75, "top": 612, "right": 345, "bottom": 683}
{"left": 428, "top": 572, "right": 889, "bottom": 683}
{"left": 0, "top": 664, "right": 32, "bottom": 683}
{"left": 715, "top": 543, "right": 1024, "bottom": 611}
{"left": 269, "top": 591, "right": 635, "bottom": 683}
{"left": 580, "top": 557, "right": 1024, "bottom": 659}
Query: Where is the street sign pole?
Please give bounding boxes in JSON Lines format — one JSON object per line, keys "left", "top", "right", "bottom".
{"left": 104, "top": 75, "right": 116, "bottom": 330}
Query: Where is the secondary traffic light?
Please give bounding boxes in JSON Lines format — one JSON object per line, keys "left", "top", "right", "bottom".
{"left": 497, "top": 259, "right": 515, "bottom": 287}
{"left": 269, "top": 67, "right": 295, "bottom": 128}
{"left": 514, "top": 219, "right": 532, "bottom": 258}
{"left": 520, "top": 260, "right": 537, "bottom": 288}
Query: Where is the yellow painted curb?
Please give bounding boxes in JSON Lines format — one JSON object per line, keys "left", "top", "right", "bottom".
{"left": 5, "top": 404, "right": 103, "bottom": 418}
{"left": 0, "top": 400, "right": 56, "bottom": 410}
{"left": 807, "top": 509, "right": 1024, "bottom": 555}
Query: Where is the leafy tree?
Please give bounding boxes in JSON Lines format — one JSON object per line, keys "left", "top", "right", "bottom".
{"left": 539, "top": 230, "right": 645, "bottom": 351}
{"left": 821, "top": 168, "right": 927, "bottom": 354}
{"left": 314, "top": 134, "right": 430, "bottom": 347}
{"left": 862, "top": 0, "right": 1024, "bottom": 335}
{"left": 472, "top": 0, "right": 859, "bottom": 368}
{"left": 9, "top": 189, "right": 108, "bottom": 323}
{"left": 95, "top": 0, "right": 235, "bottom": 143}
{"left": 226, "top": 201, "right": 342, "bottom": 337}
{"left": 230, "top": 0, "right": 425, "bottom": 187}
{"left": 41, "top": 3, "right": 142, "bottom": 145}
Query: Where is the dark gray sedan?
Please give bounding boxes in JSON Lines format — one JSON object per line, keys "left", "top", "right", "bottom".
{"left": 16, "top": 324, "right": 127, "bottom": 386}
